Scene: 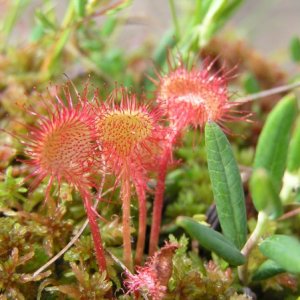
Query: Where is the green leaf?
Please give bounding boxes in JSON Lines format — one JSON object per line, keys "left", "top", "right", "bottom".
{"left": 287, "top": 117, "right": 300, "bottom": 172}
{"left": 197, "top": 0, "right": 243, "bottom": 47}
{"left": 249, "top": 168, "right": 283, "bottom": 219}
{"left": 176, "top": 217, "right": 245, "bottom": 266}
{"left": 74, "top": 0, "right": 87, "bottom": 17}
{"left": 290, "top": 37, "right": 300, "bottom": 62}
{"left": 205, "top": 122, "right": 247, "bottom": 249}
{"left": 30, "top": 25, "right": 45, "bottom": 41}
{"left": 252, "top": 259, "right": 285, "bottom": 281}
{"left": 219, "top": 0, "right": 243, "bottom": 22}
{"left": 254, "top": 94, "right": 298, "bottom": 191}
{"left": 243, "top": 72, "right": 260, "bottom": 94}
{"left": 101, "top": 16, "right": 117, "bottom": 37}
{"left": 35, "top": 10, "right": 56, "bottom": 31}
{"left": 178, "top": 0, "right": 243, "bottom": 54}
{"left": 259, "top": 235, "right": 300, "bottom": 274}
{"left": 0, "top": 167, "right": 27, "bottom": 207}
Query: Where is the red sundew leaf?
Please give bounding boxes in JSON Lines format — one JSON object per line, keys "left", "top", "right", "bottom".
{"left": 22, "top": 84, "right": 101, "bottom": 197}
{"left": 155, "top": 57, "right": 248, "bottom": 134}
{"left": 94, "top": 87, "right": 169, "bottom": 187}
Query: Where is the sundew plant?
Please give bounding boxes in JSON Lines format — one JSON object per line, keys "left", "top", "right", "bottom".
{"left": 1, "top": 1, "right": 300, "bottom": 299}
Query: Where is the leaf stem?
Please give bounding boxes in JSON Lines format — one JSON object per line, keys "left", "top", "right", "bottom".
{"left": 236, "top": 81, "right": 300, "bottom": 102}
{"left": 149, "top": 143, "right": 172, "bottom": 255}
{"left": 238, "top": 211, "right": 268, "bottom": 284}
{"left": 135, "top": 182, "right": 147, "bottom": 265}
{"left": 82, "top": 193, "right": 107, "bottom": 272}
{"left": 169, "top": 0, "right": 180, "bottom": 40}
{"left": 198, "top": 0, "right": 226, "bottom": 47}
{"left": 121, "top": 175, "right": 133, "bottom": 271}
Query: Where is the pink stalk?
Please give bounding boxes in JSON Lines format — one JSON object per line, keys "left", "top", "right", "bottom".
{"left": 82, "top": 192, "right": 107, "bottom": 272}
{"left": 95, "top": 88, "right": 167, "bottom": 268}
{"left": 121, "top": 175, "right": 133, "bottom": 271}
{"left": 150, "top": 57, "right": 240, "bottom": 255}
{"left": 149, "top": 142, "right": 173, "bottom": 256}
{"left": 135, "top": 182, "right": 147, "bottom": 265}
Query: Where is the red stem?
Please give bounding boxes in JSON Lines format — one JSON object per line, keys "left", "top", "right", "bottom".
{"left": 82, "top": 194, "right": 107, "bottom": 272}
{"left": 149, "top": 144, "right": 172, "bottom": 255}
{"left": 121, "top": 176, "right": 133, "bottom": 271}
{"left": 135, "top": 182, "right": 147, "bottom": 265}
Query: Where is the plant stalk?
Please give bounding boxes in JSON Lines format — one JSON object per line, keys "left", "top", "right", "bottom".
{"left": 82, "top": 193, "right": 107, "bottom": 272}
{"left": 135, "top": 182, "right": 147, "bottom": 265}
{"left": 149, "top": 143, "right": 172, "bottom": 255}
{"left": 236, "top": 81, "right": 300, "bottom": 102}
{"left": 121, "top": 176, "right": 133, "bottom": 271}
{"left": 238, "top": 211, "right": 268, "bottom": 284}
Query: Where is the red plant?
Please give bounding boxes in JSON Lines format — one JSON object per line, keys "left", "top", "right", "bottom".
{"left": 124, "top": 242, "right": 178, "bottom": 300}
{"left": 156, "top": 59, "right": 245, "bottom": 132}
{"left": 149, "top": 57, "right": 247, "bottom": 255}
{"left": 125, "top": 264, "right": 166, "bottom": 300}
{"left": 95, "top": 88, "right": 167, "bottom": 269}
{"left": 22, "top": 84, "right": 107, "bottom": 272}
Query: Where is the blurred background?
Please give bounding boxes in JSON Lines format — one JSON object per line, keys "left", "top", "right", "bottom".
{"left": 3, "top": 0, "right": 300, "bottom": 57}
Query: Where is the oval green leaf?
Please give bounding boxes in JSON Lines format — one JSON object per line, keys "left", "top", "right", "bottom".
{"left": 290, "top": 36, "right": 300, "bottom": 62}
{"left": 254, "top": 94, "right": 298, "bottom": 192}
{"left": 252, "top": 259, "right": 285, "bottom": 281}
{"left": 249, "top": 168, "right": 283, "bottom": 219}
{"left": 287, "top": 116, "right": 300, "bottom": 172}
{"left": 74, "top": 0, "right": 87, "bottom": 17}
{"left": 259, "top": 234, "right": 300, "bottom": 274}
{"left": 176, "top": 217, "right": 246, "bottom": 266}
{"left": 205, "top": 122, "right": 247, "bottom": 249}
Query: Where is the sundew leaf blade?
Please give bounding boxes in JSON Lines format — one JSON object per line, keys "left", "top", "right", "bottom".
{"left": 176, "top": 217, "right": 245, "bottom": 266}
{"left": 205, "top": 122, "right": 247, "bottom": 249}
